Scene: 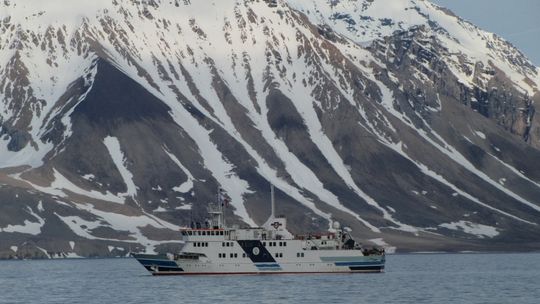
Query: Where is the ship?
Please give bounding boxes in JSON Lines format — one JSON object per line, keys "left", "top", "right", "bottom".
{"left": 133, "top": 186, "right": 385, "bottom": 275}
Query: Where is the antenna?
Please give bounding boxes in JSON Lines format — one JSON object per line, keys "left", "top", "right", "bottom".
{"left": 271, "top": 184, "right": 275, "bottom": 218}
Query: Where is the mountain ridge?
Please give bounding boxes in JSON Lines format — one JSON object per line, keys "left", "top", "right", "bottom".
{"left": 1, "top": 0, "right": 540, "bottom": 258}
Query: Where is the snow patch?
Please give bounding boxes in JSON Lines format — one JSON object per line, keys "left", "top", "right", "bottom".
{"left": 175, "top": 203, "right": 193, "bottom": 210}
{"left": 55, "top": 203, "right": 182, "bottom": 253}
{"left": 439, "top": 221, "right": 499, "bottom": 238}
{"left": 27, "top": 169, "right": 125, "bottom": 204}
{"left": 37, "top": 200, "right": 44, "bottom": 212}
{"left": 36, "top": 246, "right": 51, "bottom": 258}
{"left": 82, "top": 174, "right": 95, "bottom": 181}
{"left": 0, "top": 139, "right": 53, "bottom": 169}
{"left": 0, "top": 206, "right": 45, "bottom": 235}
{"left": 163, "top": 147, "right": 195, "bottom": 194}
{"left": 474, "top": 131, "right": 486, "bottom": 139}
{"left": 51, "top": 252, "right": 84, "bottom": 259}
{"left": 103, "top": 136, "right": 137, "bottom": 198}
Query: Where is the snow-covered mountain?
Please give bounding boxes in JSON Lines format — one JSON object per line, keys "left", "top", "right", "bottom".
{"left": 1, "top": 0, "right": 540, "bottom": 258}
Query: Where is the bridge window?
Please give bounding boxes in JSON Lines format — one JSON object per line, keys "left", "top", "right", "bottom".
{"left": 263, "top": 242, "right": 266, "bottom": 246}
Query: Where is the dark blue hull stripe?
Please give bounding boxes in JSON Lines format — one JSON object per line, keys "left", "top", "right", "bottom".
{"left": 349, "top": 266, "right": 384, "bottom": 271}
{"left": 255, "top": 263, "right": 281, "bottom": 268}
{"left": 144, "top": 265, "right": 185, "bottom": 272}
{"left": 335, "top": 261, "right": 385, "bottom": 266}
{"left": 136, "top": 259, "right": 178, "bottom": 267}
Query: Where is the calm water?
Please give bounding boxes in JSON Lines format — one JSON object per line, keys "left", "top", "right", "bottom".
{"left": 1, "top": 253, "right": 539, "bottom": 304}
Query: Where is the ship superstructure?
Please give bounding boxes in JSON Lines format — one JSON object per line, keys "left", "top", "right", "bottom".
{"left": 133, "top": 186, "right": 385, "bottom": 275}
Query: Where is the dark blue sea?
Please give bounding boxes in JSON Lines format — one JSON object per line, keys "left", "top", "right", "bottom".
{"left": 1, "top": 253, "right": 539, "bottom": 304}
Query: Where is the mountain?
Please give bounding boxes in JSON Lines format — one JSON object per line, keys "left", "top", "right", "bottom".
{"left": 1, "top": 0, "right": 540, "bottom": 258}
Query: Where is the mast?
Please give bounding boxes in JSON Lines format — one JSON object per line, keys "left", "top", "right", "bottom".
{"left": 271, "top": 184, "right": 275, "bottom": 218}
{"left": 218, "top": 185, "right": 225, "bottom": 228}
{"left": 207, "top": 186, "right": 225, "bottom": 229}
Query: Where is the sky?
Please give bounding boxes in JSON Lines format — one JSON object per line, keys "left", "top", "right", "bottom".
{"left": 431, "top": 0, "right": 540, "bottom": 66}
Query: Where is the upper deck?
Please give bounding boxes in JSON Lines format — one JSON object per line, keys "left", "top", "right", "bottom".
{"left": 179, "top": 227, "right": 347, "bottom": 251}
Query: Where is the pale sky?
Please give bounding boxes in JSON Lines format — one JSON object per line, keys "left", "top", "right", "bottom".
{"left": 432, "top": 0, "right": 540, "bottom": 65}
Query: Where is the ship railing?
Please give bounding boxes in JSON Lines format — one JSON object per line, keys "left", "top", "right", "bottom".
{"left": 294, "top": 232, "right": 336, "bottom": 240}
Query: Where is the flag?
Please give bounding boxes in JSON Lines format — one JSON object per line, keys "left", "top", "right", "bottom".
{"left": 219, "top": 188, "right": 231, "bottom": 207}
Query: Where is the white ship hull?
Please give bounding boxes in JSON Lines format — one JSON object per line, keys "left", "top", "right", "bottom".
{"left": 134, "top": 238, "right": 385, "bottom": 275}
